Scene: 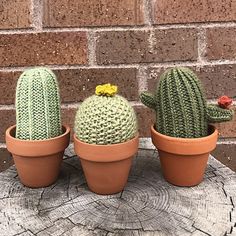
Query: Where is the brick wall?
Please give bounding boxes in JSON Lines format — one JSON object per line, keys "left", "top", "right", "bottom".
{"left": 0, "top": 1, "right": 235, "bottom": 170}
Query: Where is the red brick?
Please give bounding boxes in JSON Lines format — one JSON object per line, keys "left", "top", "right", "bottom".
{"left": 62, "top": 108, "right": 76, "bottom": 141}
{"left": 0, "top": 110, "right": 15, "bottom": 143}
{"left": 43, "top": 0, "right": 144, "bottom": 27}
{"left": 147, "top": 65, "right": 236, "bottom": 99}
{"left": 206, "top": 28, "right": 236, "bottom": 60}
{"left": 56, "top": 68, "right": 139, "bottom": 102}
{"left": 134, "top": 106, "right": 155, "bottom": 137}
{"left": 96, "top": 29, "right": 198, "bottom": 65}
{"left": 196, "top": 65, "right": 236, "bottom": 99}
{"left": 0, "top": 72, "right": 20, "bottom": 105}
{"left": 0, "top": 0, "right": 31, "bottom": 29}
{"left": 154, "top": 0, "right": 236, "bottom": 24}
{"left": 0, "top": 32, "right": 87, "bottom": 67}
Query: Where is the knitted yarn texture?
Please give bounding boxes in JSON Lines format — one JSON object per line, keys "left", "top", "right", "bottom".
{"left": 16, "top": 68, "right": 62, "bottom": 140}
{"left": 74, "top": 84, "right": 137, "bottom": 145}
{"left": 140, "top": 67, "right": 234, "bottom": 138}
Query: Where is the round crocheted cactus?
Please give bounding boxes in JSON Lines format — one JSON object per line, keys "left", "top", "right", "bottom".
{"left": 74, "top": 84, "right": 138, "bottom": 145}
{"left": 140, "top": 67, "right": 234, "bottom": 138}
{"left": 16, "top": 67, "right": 62, "bottom": 140}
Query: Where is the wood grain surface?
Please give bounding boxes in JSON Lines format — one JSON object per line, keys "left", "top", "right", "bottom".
{"left": 0, "top": 146, "right": 235, "bottom": 236}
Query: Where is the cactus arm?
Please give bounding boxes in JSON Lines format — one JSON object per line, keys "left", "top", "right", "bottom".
{"left": 206, "top": 105, "right": 234, "bottom": 123}
{"left": 140, "top": 92, "right": 156, "bottom": 109}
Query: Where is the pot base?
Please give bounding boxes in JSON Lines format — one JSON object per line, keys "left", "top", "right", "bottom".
{"left": 81, "top": 158, "right": 133, "bottom": 195}
{"left": 13, "top": 153, "right": 63, "bottom": 188}
{"left": 159, "top": 151, "right": 208, "bottom": 187}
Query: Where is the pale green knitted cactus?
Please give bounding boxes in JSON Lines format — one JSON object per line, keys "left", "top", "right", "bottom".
{"left": 16, "top": 68, "right": 62, "bottom": 140}
{"left": 74, "top": 84, "right": 138, "bottom": 145}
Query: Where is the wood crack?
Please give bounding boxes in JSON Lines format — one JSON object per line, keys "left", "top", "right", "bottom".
{"left": 192, "top": 225, "right": 212, "bottom": 236}
{"left": 228, "top": 196, "right": 236, "bottom": 235}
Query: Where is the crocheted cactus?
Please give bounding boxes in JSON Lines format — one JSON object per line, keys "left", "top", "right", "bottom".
{"left": 16, "top": 68, "right": 62, "bottom": 140}
{"left": 140, "top": 67, "right": 234, "bottom": 138}
{"left": 74, "top": 84, "right": 138, "bottom": 145}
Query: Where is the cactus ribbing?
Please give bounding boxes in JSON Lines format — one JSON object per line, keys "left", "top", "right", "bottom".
{"left": 140, "top": 67, "right": 234, "bottom": 138}
{"left": 74, "top": 84, "right": 138, "bottom": 145}
{"left": 16, "top": 68, "right": 62, "bottom": 140}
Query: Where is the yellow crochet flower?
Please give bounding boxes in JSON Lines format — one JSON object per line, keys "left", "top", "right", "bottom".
{"left": 95, "top": 83, "right": 118, "bottom": 97}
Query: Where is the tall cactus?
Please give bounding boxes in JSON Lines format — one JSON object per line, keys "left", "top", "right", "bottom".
{"left": 16, "top": 68, "right": 62, "bottom": 140}
{"left": 140, "top": 67, "right": 234, "bottom": 138}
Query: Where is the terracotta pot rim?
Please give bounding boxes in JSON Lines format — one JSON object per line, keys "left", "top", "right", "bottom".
{"left": 6, "top": 125, "right": 70, "bottom": 143}
{"left": 6, "top": 125, "right": 70, "bottom": 157}
{"left": 73, "top": 134, "right": 139, "bottom": 162}
{"left": 151, "top": 124, "right": 218, "bottom": 155}
{"left": 151, "top": 124, "right": 217, "bottom": 143}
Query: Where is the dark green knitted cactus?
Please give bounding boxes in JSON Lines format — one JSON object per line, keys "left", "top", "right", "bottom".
{"left": 16, "top": 68, "right": 62, "bottom": 140}
{"left": 140, "top": 67, "right": 234, "bottom": 138}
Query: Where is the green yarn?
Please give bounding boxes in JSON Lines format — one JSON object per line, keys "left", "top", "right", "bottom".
{"left": 206, "top": 105, "right": 234, "bottom": 123}
{"left": 140, "top": 67, "right": 234, "bottom": 138}
{"left": 74, "top": 94, "right": 138, "bottom": 145}
{"left": 16, "top": 67, "right": 62, "bottom": 140}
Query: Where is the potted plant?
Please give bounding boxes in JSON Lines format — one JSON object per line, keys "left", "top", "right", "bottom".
{"left": 74, "top": 84, "right": 138, "bottom": 194}
{"left": 5, "top": 68, "right": 70, "bottom": 188}
{"left": 140, "top": 67, "right": 234, "bottom": 186}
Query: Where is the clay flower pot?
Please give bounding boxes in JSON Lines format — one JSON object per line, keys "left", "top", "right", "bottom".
{"left": 151, "top": 125, "right": 218, "bottom": 187}
{"left": 74, "top": 134, "right": 139, "bottom": 195}
{"left": 5, "top": 125, "right": 70, "bottom": 188}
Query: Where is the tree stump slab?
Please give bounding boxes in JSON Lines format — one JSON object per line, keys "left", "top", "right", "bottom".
{"left": 0, "top": 147, "right": 236, "bottom": 236}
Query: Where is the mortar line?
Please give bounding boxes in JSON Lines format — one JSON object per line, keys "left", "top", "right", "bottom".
{"left": 198, "top": 27, "right": 207, "bottom": 64}
{"left": 1, "top": 99, "right": 235, "bottom": 111}
{"left": 31, "top": 0, "right": 43, "bottom": 31}
{"left": 0, "top": 104, "right": 15, "bottom": 110}
{"left": 217, "top": 139, "right": 236, "bottom": 145}
{"left": 1, "top": 60, "right": 236, "bottom": 72}
{"left": 0, "top": 102, "right": 143, "bottom": 110}
{"left": 0, "top": 143, "right": 6, "bottom": 148}
{"left": 1, "top": 22, "right": 236, "bottom": 34}
{"left": 60, "top": 101, "right": 145, "bottom": 109}
{"left": 137, "top": 66, "right": 149, "bottom": 93}
{"left": 0, "top": 102, "right": 143, "bottom": 111}
{"left": 87, "top": 31, "right": 98, "bottom": 66}
{"left": 143, "top": 0, "right": 153, "bottom": 26}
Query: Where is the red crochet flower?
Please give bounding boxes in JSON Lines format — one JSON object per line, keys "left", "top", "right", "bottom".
{"left": 218, "top": 96, "right": 233, "bottom": 109}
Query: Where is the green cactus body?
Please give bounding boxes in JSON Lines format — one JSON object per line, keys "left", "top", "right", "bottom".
{"left": 16, "top": 68, "right": 62, "bottom": 140}
{"left": 74, "top": 87, "right": 138, "bottom": 145}
{"left": 140, "top": 67, "right": 234, "bottom": 138}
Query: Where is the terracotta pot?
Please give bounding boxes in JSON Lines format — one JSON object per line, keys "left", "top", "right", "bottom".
{"left": 5, "top": 125, "right": 70, "bottom": 188}
{"left": 74, "top": 134, "right": 139, "bottom": 195}
{"left": 151, "top": 125, "right": 218, "bottom": 187}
